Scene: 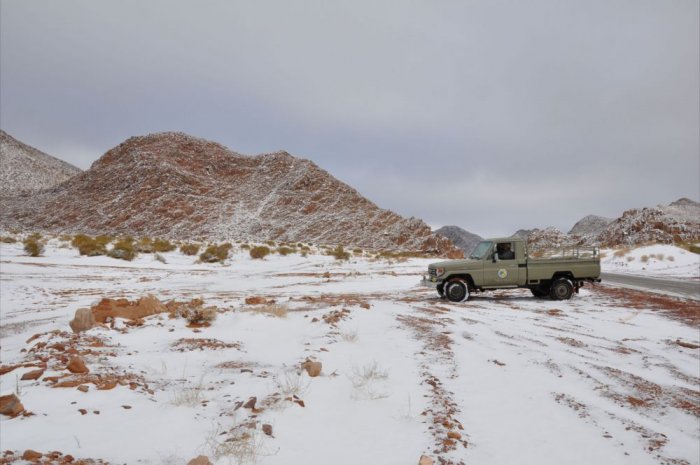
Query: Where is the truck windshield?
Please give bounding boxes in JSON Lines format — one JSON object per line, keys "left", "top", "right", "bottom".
{"left": 470, "top": 241, "right": 493, "bottom": 259}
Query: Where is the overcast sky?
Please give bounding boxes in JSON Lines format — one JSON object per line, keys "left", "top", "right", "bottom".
{"left": 1, "top": 0, "right": 698, "bottom": 237}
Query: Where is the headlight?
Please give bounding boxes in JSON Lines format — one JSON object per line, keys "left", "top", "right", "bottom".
{"left": 436, "top": 267, "right": 445, "bottom": 276}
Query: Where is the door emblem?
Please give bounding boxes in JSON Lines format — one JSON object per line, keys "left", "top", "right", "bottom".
{"left": 497, "top": 269, "right": 508, "bottom": 279}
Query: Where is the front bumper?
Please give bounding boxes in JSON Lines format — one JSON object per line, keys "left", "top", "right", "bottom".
{"left": 420, "top": 276, "right": 443, "bottom": 288}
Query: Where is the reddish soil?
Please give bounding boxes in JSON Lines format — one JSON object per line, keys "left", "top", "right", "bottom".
{"left": 593, "top": 286, "right": 700, "bottom": 326}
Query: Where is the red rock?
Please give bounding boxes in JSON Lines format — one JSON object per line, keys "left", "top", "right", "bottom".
{"left": 262, "top": 424, "right": 273, "bottom": 436}
{"left": 187, "top": 456, "right": 213, "bottom": 465}
{"left": 22, "top": 450, "right": 42, "bottom": 460}
{"left": 301, "top": 360, "right": 322, "bottom": 377}
{"left": 243, "top": 397, "right": 256, "bottom": 409}
{"left": 418, "top": 456, "right": 434, "bottom": 465}
{"left": 0, "top": 394, "right": 24, "bottom": 417}
{"left": 21, "top": 369, "right": 45, "bottom": 380}
{"left": 77, "top": 385, "right": 89, "bottom": 393}
{"left": 447, "top": 431, "right": 461, "bottom": 440}
{"left": 69, "top": 308, "right": 97, "bottom": 333}
{"left": 66, "top": 357, "right": 89, "bottom": 374}
{"left": 78, "top": 409, "right": 87, "bottom": 415}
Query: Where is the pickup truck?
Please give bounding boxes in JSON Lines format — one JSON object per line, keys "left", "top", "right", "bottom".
{"left": 421, "top": 237, "right": 601, "bottom": 302}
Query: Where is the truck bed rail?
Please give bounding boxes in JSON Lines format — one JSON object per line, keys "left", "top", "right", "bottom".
{"left": 528, "top": 246, "right": 599, "bottom": 260}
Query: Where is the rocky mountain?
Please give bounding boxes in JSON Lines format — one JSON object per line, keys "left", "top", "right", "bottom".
{"left": 0, "top": 132, "right": 461, "bottom": 256}
{"left": 0, "top": 130, "right": 81, "bottom": 195}
{"left": 568, "top": 215, "right": 614, "bottom": 237}
{"left": 434, "top": 226, "right": 483, "bottom": 255}
{"left": 514, "top": 227, "right": 582, "bottom": 251}
{"left": 597, "top": 198, "right": 700, "bottom": 247}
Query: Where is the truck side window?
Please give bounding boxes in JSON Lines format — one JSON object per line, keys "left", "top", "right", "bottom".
{"left": 496, "top": 242, "right": 515, "bottom": 260}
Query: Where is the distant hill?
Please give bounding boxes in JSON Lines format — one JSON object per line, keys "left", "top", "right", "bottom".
{"left": 0, "top": 132, "right": 461, "bottom": 256}
{"left": 568, "top": 215, "right": 613, "bottom": 237}
{"left": 0, "top": 130, "right": 81, "bottom": 195}
{"left": 435, "top": 226, "right": 483, "bottom": 255}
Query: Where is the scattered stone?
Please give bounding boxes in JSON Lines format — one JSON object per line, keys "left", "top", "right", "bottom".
{"left": 262, "top": 424, "right": 273, "bottom": 436}
{"left": 77, "top": 385, "right": 89, "bottom": 393}
{"left": 245, "top": 296, "right": 275, "bottom": 305}
{"left": 22, "top": 450, "right": 42, "bottom": 460}
{"left": 294, "top": 399, "right": 305, "bottom": 408}
{"left": 676, "top": 339, "right": 700, "bottom": 349}
{"left": 21, "top": 369, "right": 45, "bottom": 381}
{"left": 187, "top": 456, "right": 213, "bottom": 465}
{"left": 302, "top": 360, "right": 322, "bottom": 377}
{"left": 243, "top": 397, "right": 257, "bottom": 409}
{"left": 311, "top": 317, "right": 319, "bottom": 323}
{"left": 66, "top": 357, "right": 89, "bottom": 374}
{"left": 418, "top": 455, "right": 434, "bottom": 465}
{"left": 69, "top": 307, "right": 97, "bottom": 333}
{"left": 0, "top": 394, "right": 25, "bottom": 417}
{"left": 78, "top": 409, "right": 87, "bottom": 415}
{"left": 121, "top": 405, "right": 132, "bottom": 409}
{"left": 447, "top": 431, "right": 461, "bottom": 440}
{"left": 360, "top": 302, "right": 371, "bottom": 309}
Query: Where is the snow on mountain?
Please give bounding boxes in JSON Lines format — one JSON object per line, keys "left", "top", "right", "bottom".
{"left": 568, "top": 215, "right": 614, "bottom": 237}
{"left": 598, "top": 198, "right": 700, "bottom": 247}
{"left": 434, "top": 225, "right": 483, "bottom": 255}
{"left": 0, "top": 132, "right": 460, "bottom": 256}
{"left": 0, "top": 130, "right": 81, "bottom": 195}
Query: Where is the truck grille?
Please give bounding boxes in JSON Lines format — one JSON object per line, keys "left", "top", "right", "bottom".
{"left": 428, "top": 267, "right": 437, "bottom": 277}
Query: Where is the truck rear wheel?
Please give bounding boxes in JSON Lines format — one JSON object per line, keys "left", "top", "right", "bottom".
{"left": 445, "top": 280, "right": 469, "bottom": 303}
{"left": 549, "top": 278, "right": 574, "bottom": 300}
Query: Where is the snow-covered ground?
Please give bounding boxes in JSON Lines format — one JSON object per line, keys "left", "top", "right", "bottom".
{"left": 601, "top": 244, "right": 700, "bottom": 278}
{"left": 1, "top": 242, "right": 698, "bottom": 465}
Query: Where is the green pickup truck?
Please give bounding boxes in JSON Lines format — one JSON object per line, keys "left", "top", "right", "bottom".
{"left": 421, "top": 237, "right": 601, "bottom": 302}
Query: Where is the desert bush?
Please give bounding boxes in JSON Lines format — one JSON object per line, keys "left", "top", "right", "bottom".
{"left": 176, "top": 304, "right": 217, "bottom": 326}
{"left": 109, "top": 237, "right": 137, "bottom": 261}
{"left": 200, "top": 243, "right": 233, "bottom": 263}
{"left": 179, "top": 243, "right": 200, "bottom": 256}
{"left": 240, "top": 243, "right": 251, "bottom": 250}
{"left": 205, "top": 426, "right": 265, "bottom": 463}
{"left": 246, "top": 303, "right": 288, "bottom": 318}
{"left": 613, "top": 248, "right": 630, "bottom": 258}
{"left": 136, "top": 237, "right": 155, "bottom": 253}
{"left": 249, "top": 246, "right": 271, "bottom": 260}
{"left": 265, "top": 240, "right": 276, "bottom": 247}
{"left": 94, "top": 235, "right": 113, "bottom": 246}
{"left": 330, "top": 245, "right": 350, "bottom": 260}
{"left": 23, "top": 237, "right": 44, "bottom": 257}
{"left": 626, "top": 256, "right": 635, "bottom": 262}
{"left": 0, "top": 236, "right": 17, "bottom": 243}
{"left": 275, "top": 368, "right": 310, "bottom": 398}
{"left": 152, "top": 238, "right": 176, "bottom": 253}
{"left": 353, "top": 248, "right": 363, "bottom": 255}
{"left": 640, "top": 255, "right": 649, "bottom": 263}
{"left": 277, "top": 246, "right": 296, "bottom": 256}
{"left": 171, "top": 376, "right": 205, "bottom": 407}
{"left": 349, "top": 361, "right": 389, "bottom": 400}
{"left": 72, "top": 235, "right": 108, "bottom": 256}
{"left": 656, "top": 253, "right": 665, "bottom": 261}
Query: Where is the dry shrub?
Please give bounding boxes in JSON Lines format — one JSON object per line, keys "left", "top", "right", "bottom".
{"left": 349, "top": 361, "right": 389, "bottom": 400}
{"left": 353, "top": 248, "right": 363, "bottom": 255}
{"left": 275, "top": 369, "right": 310, "bottom": 398}
{"left": 179, "top": 243, "right": 200, "bottom": 256}
{"left": 246, "top": 303, "right": 288, "bottom": 318}
{"left": 613, "top": 248, "right": 630, "bottom": 257}
{"left": 668, "top": 256, "right": 675, "bottom": 262}
{"left": 136, "top": 237, "right": 154, "bottom": 253}
{"left": 265, "top": 240, "right": 276, "bottom": 247}
{"left": 240, "top": 243, "right": 251, "bottom": 250}
{"left": 152, "top": 238, "right": 176, "bottom": 253}
{"left": 640, "top": 255, "right": 649, "bottom": 263}
{"left": 23, "top": 237, "right": 44, "bottom": 257}
{"left": 109, "top": 237, "right": 137, "bottom": 261}
{"left": 1, "top": 236, "right": 17, "bottom": 243}
{"left": 626, "top": 256, "right": 635, "bottom": 262}
{"left": 72, "top": 235, "right": 107, "bottom": 256}
{"left": 656, "top": 253, "right": 665, "bottom": 261}
{"left": 277, "top": 246, "right": 296, "bottom": 256}
{"left": 249, "top": 246, "right": 271, "bottom": 259}
{"left": 182, "top": 306, "right": 217, "bottom": 326}
{"left": 200, "top": 243, "right": 233, "bottom": 263}
{"left": 330, "top": 245, "right": 350, "bottom": 260}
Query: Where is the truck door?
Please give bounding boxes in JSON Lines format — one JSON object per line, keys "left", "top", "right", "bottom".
{"left": 483, "top": 240, "right": 520, "bottom": 287}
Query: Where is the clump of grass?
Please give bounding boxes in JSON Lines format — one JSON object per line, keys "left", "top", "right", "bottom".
{"left": 626, "top": 256, "right": 635, "bottom": 262}
{"left": 152, "top": 238, "right": 176, "bottom": 253}
{"left": 640, "top": 255, "right": 649, "bottom": 263}
{"left": 1, "top": 236, "right": 17, "bottom": 243}
{"left": 240, "top": 243, "right": 251, "bottom": 250}
{"left": 177, "top": 305, "right": 217, "bottom": 326}
{"left": 353, "top": 248, "right": 363, "bottom": 255}
{"left": 265, "top": 240, "right": 276, "bottom": 247}
{"left": 200, "top": 243, "right": 233, "bottom": 263}
{"left": 136, "top": 237, "right": 154, "bottom": 253}
{"left": 108, "top": 237, "right": 137, "bottom": 261}
{"left": 275, "top": 368, "right": 310, "bottom": 399}
{"left": 656, "top": 253, "right": 665, "bottom": 261}
{"left": 349, "top": 361, "right": 390, "bottom": 400}
{"left": 329, "top": 245, "right": 350, "bottom": 260}
{"left": 23, "top": 236, "right": 44, "bottom": 257}
{"left": 249, "top": 246, "right": 271, "bottom": 260}
{"left": 246, "top": 303, "right": 288, "bottom": 318}
{"left": 179, "top": 243, "right": 200, "bottom": 256}
{"left": 277, "top": 246, "right": 296, "bottom": 256}
{"left": 613, "top": 248, "right": 630, "bottom": 258}
{"left": 72, "top": 234, "right": 108, "bottom": 256}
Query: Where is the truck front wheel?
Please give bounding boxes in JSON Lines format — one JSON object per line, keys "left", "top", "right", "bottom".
{"left": 549, "top": 278, "right": 574, "bottom": 300}
{"left": 445, "top": 280, "right": 469, "bottom": 303}
{"left": 437, "top": 284, "right": 445, "bottom": 299}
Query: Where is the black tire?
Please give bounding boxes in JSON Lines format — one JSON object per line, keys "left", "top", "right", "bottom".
{"left": 530, "top": 286, "right": 549, "bottom": 298}
{"left": 437, "top": 284, "right": 445, "bottom": 299}
{"left": 445, "top": 280, "right": 469, "bottom": 303}
{"left": 549, "top": 278, "right": 574, "bottom": 300}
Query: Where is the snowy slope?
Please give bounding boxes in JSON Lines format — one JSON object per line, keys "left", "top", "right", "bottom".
{"left": 601, "top": 244, "right": 700, "bottom": 278}
{"left": 0, "top": 241, "right": 698, "bottom": 465}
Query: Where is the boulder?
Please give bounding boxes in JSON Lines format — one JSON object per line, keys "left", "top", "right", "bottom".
{"left": 22, "top": 450, "right": 42, "bottom": 460}
{"left": 66, "top": 356, "right": 89, "bottom": 374}
{"left": 187, "top": 456, "right": 213, "bottom": 465}
{"left": 0, "top": 394, "right": 25, "bottom": 417}
{"left": 69, "top": 307, "right": 96, "bottom": 333}
{"left": 243, "top": 397, "right": 257, "bottom": 409}
{"left": 20, "top": 369, "right": 44, "bottom": 381}
{"left": 262, "top": 424, "right": 273, "bottom": 436}
{"left": 418, "top": 455, "right": 434, "bottom": 465}
{"left": 301, "top": 360, "right": 322, "bottom": 377}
